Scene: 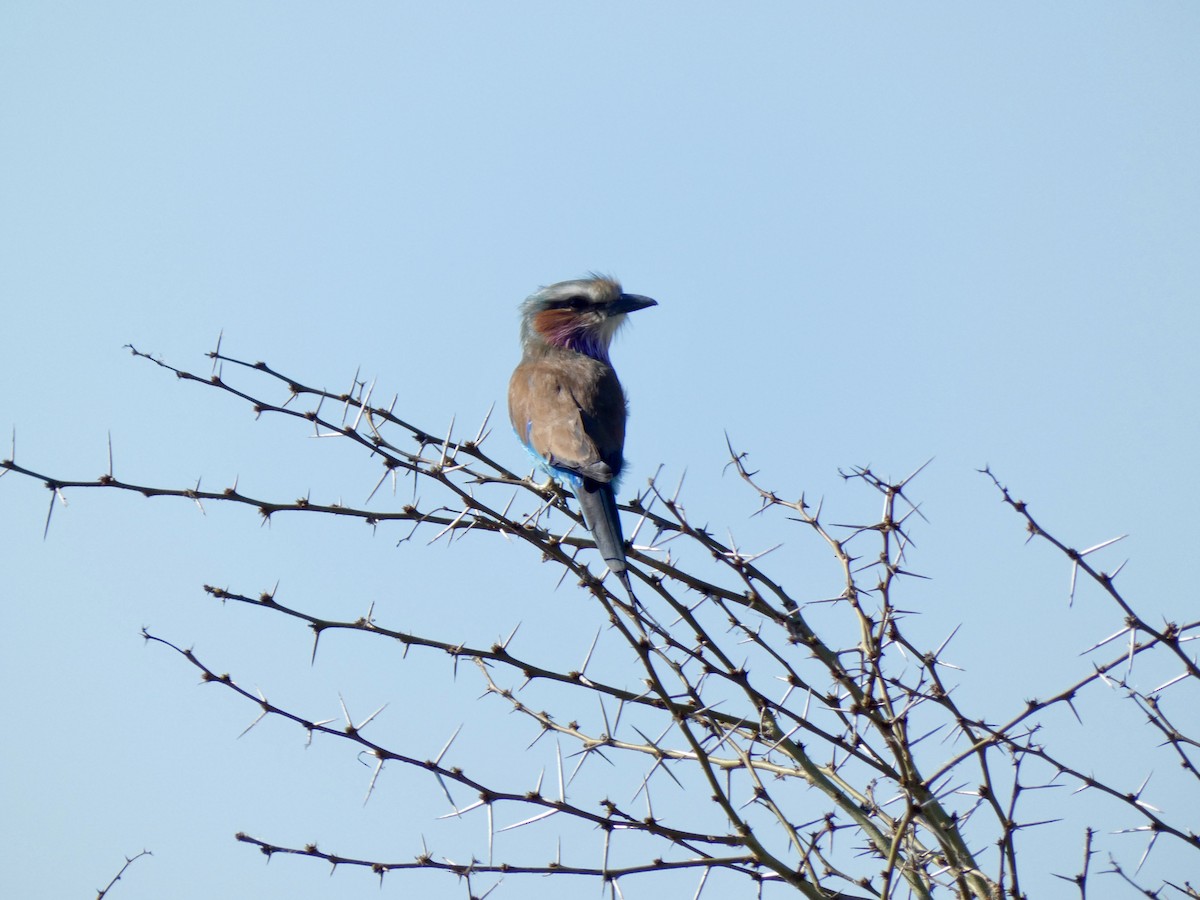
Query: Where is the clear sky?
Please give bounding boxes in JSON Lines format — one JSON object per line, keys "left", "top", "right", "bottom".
{"left": 2, "top": 4, "right": 1198, "bottom": 898}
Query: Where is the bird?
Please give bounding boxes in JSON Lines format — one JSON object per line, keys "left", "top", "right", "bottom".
{"left": 508, "top": 275, "right": 657, "bottom": 591}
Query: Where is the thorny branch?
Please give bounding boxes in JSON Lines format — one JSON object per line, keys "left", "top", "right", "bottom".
{"left": 6, "top": 341, "right": 1198, "bottom": 898}
{"left": 95, "top": 849, "right": 152, "bottom": 900}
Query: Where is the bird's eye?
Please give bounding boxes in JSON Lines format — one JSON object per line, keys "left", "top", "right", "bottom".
{"left": 557, "top": 295, "right": 589, "bottom": 311}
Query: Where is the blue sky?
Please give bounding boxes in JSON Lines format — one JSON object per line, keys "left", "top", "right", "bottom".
{"left": 2, "top": 4, "right": 1198, "bottom": 898}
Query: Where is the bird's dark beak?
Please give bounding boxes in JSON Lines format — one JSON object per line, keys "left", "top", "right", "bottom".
{"left": 610, "top": 293, "right": 657, "bottom": 315}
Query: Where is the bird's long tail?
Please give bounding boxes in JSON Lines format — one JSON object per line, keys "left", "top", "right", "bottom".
{"left": 576, "top": 480, "right": 627, "bottom": 577}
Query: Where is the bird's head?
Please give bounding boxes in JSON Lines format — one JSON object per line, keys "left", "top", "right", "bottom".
{"left": 519, "top": 275, "right": 657, "bottom": 361}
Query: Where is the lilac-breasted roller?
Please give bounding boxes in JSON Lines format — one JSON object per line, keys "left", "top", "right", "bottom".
{"left": 508, "top": 275, "right": 657, "bottom": 586}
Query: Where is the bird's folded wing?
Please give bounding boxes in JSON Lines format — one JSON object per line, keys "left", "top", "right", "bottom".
{"left": 508, "top": 359, "right": 624, "bottom": 483}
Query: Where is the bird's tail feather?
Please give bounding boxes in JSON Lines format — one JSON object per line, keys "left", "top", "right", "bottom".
{"left": 577, "top": 481, "right": 626, "bottom": 576}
